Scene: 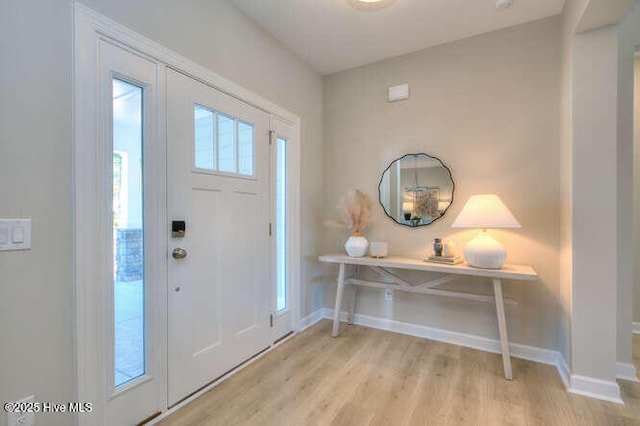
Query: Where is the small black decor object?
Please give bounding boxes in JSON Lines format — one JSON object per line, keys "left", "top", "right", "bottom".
{"left": 433, "top": 238, "right": 443, "bottom": 257}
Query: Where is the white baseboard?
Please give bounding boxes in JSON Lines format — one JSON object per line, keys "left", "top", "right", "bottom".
{"left": 322, "top": 308, "right": 625, "bottom": 404}
{"left": 323, "top": 308, "right": 559, "bottom": 366}
{"left": 616, "top": 362, "right": 639, "bottom": 382}
{"left": 568, "top": 374, "right": 623, "bottom": 404}
{"left": 633, "top": 322, "right": 640, "bottom": 335}
{"left": 556, "top": 354, "right": 571, "bottom": 389}
{"left": 299, "top": 308, "right": 326, "bottom": 331}
{"left": 558, "top": 355, "right": 625, "bottom": 404}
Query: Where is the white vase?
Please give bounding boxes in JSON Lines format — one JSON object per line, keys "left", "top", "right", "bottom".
{"left": 345, "top": 233, "right": 369, "bottom": 258}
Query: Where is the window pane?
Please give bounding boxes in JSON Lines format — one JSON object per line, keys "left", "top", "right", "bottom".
{"left": 194, "top": 105, "right": 215, "bottom": 170}
{"left": 112, "top": 79, "right": 145, "bottom": 387}
{"left": 238, "top": 121, "right": 254, "bottom": 176}
{"left": 276, "top": 138, "right": 287, "bottom": 312}
{"left": 218, "top": 113, "right": 236, "bottom": 173}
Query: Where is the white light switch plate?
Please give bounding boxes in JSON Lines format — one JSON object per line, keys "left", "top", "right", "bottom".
{"left": 0, "top": 219, "right": 31, "bottom": 251}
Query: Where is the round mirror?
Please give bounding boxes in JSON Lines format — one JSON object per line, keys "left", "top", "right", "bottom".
{"left": 378, "top": 153, "right": 455, "bottom": 227}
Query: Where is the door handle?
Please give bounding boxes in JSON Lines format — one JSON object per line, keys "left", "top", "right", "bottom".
{"left": 172, "top": 248, "right": 187, "bottom": 259}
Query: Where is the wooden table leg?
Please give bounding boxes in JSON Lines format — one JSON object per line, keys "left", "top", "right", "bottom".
{"left": 332, "top": 263, "right": 346, "bottom": 337}
{"left": 348, "top": 286, "right": 357, "bottom": 325}
{"left": 493, "top": 278, "right": 513, "bottom": 380}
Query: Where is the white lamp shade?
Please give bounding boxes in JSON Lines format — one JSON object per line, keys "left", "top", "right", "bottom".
{"left": 402, "top": 201, "right": 414, "bottom": 212}
{"left": 451, "top": 194, "right": 521, "bottom": 229}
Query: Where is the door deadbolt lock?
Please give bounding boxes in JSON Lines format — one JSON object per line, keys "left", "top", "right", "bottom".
{"left": 172, "top": 220, "right": 186, "bottom": 238}
{"left": 172, "top": 248, "right": 187, "bottom": 259}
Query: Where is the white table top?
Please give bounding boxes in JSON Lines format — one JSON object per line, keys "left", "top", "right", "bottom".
{"left": 319, "top": 254, "right": 538, "bottom": 281}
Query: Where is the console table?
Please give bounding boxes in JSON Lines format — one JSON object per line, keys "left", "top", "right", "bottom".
{"left": 319, "top": 254, "right": 538, "bottom": 380}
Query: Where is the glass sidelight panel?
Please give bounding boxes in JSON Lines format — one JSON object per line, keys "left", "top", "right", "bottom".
{"left": 112, "top": 78, "right": 145, "bottom": 387}
{"left": 276, "top": 138, "right": 288, "bottom": 312}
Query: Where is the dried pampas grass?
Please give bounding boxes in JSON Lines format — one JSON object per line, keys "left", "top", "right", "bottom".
{"left": 325, "top": 189, "right": 373, "bottom": 235}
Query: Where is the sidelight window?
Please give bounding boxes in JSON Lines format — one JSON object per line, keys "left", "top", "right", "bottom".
{"left": 112, "top": 78, "right": 145, "bottom": 387}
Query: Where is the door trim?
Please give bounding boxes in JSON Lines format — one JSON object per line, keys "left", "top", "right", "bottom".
{"left": 75, "top": 17, "right": 167, "bottom": 425}
{"left": 74, "top": 4, "right": 302, "bottom": 425}
{"left": 269, "top": 117, "right": 302, "bottom": 341}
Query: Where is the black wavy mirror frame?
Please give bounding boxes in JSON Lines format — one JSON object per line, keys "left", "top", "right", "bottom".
{"left": 378, "top": 153, "right": 455, "bottom": 228}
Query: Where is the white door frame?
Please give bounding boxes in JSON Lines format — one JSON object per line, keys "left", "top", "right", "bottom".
{"left": 74, "top": 5, "right": 301, "bottom": 425}
{"left": 270, "top": 116, "right": 301, "bottom": 341}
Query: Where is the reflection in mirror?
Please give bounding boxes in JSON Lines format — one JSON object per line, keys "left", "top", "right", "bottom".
{"left": 378, "top": 153, "right": 454, "bottom": 227}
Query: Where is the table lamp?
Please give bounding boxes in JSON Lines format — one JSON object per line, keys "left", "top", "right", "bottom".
{"left": 402, "top": 201, "right": 414, "bottom": 221}
{"left": 451, "top": 194, "right": 521, "bottom": 269}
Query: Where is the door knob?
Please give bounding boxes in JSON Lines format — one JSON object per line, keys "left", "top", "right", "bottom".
{"left": 172, "top": 248, "right": 187, "bottom": 259}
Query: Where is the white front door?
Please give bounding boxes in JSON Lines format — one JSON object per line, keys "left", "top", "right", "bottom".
{"left": 167, "top": 69, "right": 272, "bottom": 406}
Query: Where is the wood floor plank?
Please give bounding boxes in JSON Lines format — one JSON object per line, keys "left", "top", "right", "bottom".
{"left": 157, "top": 322, "right": 640, "bottom": 426}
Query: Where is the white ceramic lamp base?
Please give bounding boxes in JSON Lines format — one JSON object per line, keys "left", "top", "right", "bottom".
{"left": 463, "top": 230, "right": 507, "bottom": 269}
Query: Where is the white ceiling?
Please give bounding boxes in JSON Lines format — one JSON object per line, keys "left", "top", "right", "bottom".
{"left": 231, "top": 0, "right": 566, "bottom": 75}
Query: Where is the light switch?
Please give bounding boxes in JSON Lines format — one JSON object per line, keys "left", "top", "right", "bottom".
{"left": 12, "top": 225, "right": 24, "bottom": 243}
{"left": 0, "top": 219, "right": 31, "bottom": 251}
{"left": 0, "top": 226, "right": 8, "bottom": 244}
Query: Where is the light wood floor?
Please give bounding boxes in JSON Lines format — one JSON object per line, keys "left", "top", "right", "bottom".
{"left": 158, "top": 321, "right": 640, "bottom": 426}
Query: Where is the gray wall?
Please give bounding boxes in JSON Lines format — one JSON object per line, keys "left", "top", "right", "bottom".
{"left": 570, "top": 23, "right": 620, "bottom": 380}
{"left": 0, "top": 1, "right": 74, "bottom": 425}
{"left": 616, "top": 0, "right": 640, "bottom": 367}
{"left": 558, "top": 0, "right": 590, "bottom": 374}
{"left": 0, "top": 0, "right": 323, "bottom": 424}
{"left": 323, "top": 17, "right": 562, "bottom": 351}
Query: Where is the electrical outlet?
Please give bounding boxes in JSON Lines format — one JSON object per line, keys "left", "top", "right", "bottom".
{"left": 6, "top": 395, "right": 35, "bottom": 426}
{"left": 384, "top": 288, "right": 394, "bottom": 301}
